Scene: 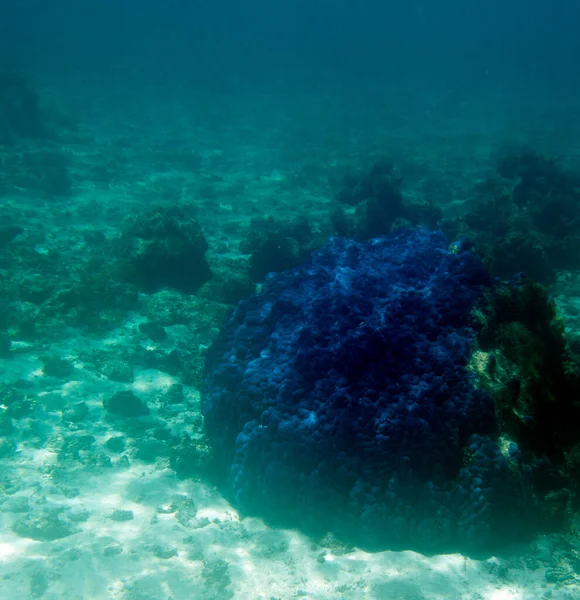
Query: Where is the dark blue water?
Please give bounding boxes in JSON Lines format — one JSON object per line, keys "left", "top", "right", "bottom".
{"left": 1, "top": 1, "right": 578, "bottom": 84}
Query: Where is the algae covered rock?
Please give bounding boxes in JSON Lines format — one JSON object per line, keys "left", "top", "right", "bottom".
{"left": 103, "top": 390, "right": 149, "bottom": 418}
{"left": 202, "top": 227, "right": 580, "bottom": 554}
{"left": 443, "top": 148, "right": 580, "bottom": 283}
{"left": 12, "top": 509, "right": 80, "bottom": 541}
{"left": 331, "top": 160, "right": 443, "bottom": 240}
{"left": 119, "top": 205, "right": 212, "bottom": 293}
{"left": 241, "top": 215, "right": 320, "bottom": 283}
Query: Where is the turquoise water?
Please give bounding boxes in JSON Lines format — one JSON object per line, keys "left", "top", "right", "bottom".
{"left": 1, "top": 2, "right": 580, "bottom": 599}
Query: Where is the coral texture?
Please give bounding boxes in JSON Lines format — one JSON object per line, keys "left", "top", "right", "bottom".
{"left": 442, "top": 149, "right": 580, "bottom": 283}
{"left": 119, "top": 205, "right": 212, "bottom": 293}
{"left": 203, "top": 228, "right": 572, "bottom": 553}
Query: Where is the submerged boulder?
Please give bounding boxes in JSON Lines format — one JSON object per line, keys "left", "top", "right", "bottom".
{"left": 331, "top": 161, "right": 442, "bottom": 240}
{"left": 442, "top": 149, "right": 580, "bottom": 283}
{"left": 202, "top": 228, "right": 580, "bottom": 554}
{"left": 119, "top": 205, "right": 212, "bottom": 293}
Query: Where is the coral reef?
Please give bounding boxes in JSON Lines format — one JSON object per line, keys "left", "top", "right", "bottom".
{"left": 103, "top": 391, "right": 150, "bottom": 418}
{"left": 118, "top": 205, "right": 212, "bottom": 293}
{"left": 0, "top": 215, "right": 140, "bottom": 339}
{"left": 330, "top": 160, "right": 443, "bottom": 240}
{"left": 442, "top": 149, "right": 580, "bottom": 282}
{"left": 203, "top": 228, "right": 580, "bottom": 554}
{"left": 241, "top": 215, "right": 322, "bottom": 282}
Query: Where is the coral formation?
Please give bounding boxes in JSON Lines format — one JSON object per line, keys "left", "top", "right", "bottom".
{"left": 331, "top": 161, "right": 443, "bottom": 240}
{"left": 203, "top": 228, "right": 580, "bottom": 553}
{"left": 103, "top": 390, "right": 150, "bottom": 418}
{"left": 442, "top": 149, "right": 580, "bottom": 282}
{"left": 241, "top": 215, "right": 322, "bottom": 282}
{"left": 118, "top": 205, "right": 212, "bottom": 293}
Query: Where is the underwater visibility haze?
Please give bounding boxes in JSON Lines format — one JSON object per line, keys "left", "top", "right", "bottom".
{"left": 1, "top": 1, "right": 580, "bottom": 599}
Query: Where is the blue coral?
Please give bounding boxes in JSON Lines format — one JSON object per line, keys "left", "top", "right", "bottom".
{"left": 203, "top": 228, "right": 534, "bottom": 552}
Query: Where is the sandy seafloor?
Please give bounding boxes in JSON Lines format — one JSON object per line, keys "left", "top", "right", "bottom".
{"left": 2, "top": 76, "right": 580, "bottom": 600}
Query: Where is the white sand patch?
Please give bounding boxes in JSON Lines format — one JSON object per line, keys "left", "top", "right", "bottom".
{"left": 1, "top": 343, "right": 576, "bottom": 600}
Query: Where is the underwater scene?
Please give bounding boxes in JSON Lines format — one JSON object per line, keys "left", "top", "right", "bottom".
{"left": 1, "top": 1, "right": 580, "bottom": 599}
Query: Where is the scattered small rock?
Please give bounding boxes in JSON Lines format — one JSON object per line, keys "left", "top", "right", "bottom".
{"left": 545, "top": 559, "right": 576, "bottom": 584}
{"left": 95, "top": 536, "right": 124, "bottom": 557}
{"left": 105, "top": 435, "right": 126, "bottom": 453}
{"left": 103, "top": 390, "right": 149, "bottom": 417}
{"left": 139, "top": 321, "right": 167, "bottom": 342}
{"left": 100, "top": 359, "right": 134, "bottom": 383}
{"left": 12, "top": 510, "right": 79, "bottom": 541}
{"left": 62, "top": 401, "right": 89, "bottom": 423}
{"left": 161, "top": 383, "right": 185, "bottom": 405}
{"left": 152, "top": 544, "right": 178, "bottom": 559}
{"left": 109, "top": 509, "right": 134, "bottom": 522}
{"left": 41, "top": 355, "right": 74, "bottom": 378}
{"left": 202, "top": 558, "right": 232, "bottom": 598}
{"left": 173, "top": 495, "right": 198, "bottom": 526}
{"left": 69, "top": 509, "right": 91, "bottom": 523}
{"left": 134, "top": 438, "right": 169, "bottom": 463}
